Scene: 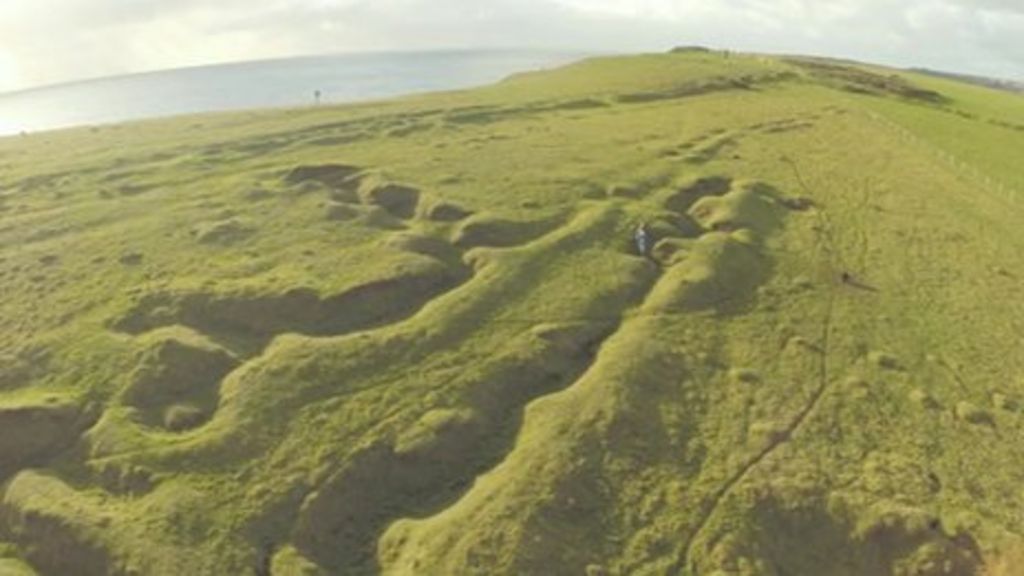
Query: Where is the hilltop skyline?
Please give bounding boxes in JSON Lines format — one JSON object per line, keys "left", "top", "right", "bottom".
{"left": 0, "top": 0, "right": 1022, "bottom": 93}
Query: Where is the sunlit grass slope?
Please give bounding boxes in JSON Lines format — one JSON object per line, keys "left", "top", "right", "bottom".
{"left": 1, "top": 50, "right": 1023, "bottom": 576}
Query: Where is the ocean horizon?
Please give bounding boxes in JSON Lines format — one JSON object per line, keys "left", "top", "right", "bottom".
{"left": 0, "top": 49, "right": 588, "bottom": 136}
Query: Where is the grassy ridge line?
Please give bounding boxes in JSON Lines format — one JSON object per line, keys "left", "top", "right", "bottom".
{"left": 379, "top": 168, "right": 817, "bottom": 573}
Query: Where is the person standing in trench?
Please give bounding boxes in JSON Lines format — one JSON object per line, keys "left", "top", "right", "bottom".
{"left": 635, "top": 222, "right": 650, "bottom": 257}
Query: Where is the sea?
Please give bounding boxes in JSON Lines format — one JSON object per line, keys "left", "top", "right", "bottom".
{"left": 0, "top": 50, "right": 587, "bottom": 136}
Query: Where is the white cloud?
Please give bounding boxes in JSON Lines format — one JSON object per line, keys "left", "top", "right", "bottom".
{"left": 0, "top": 0, "right": 1020, "bottom": 92}
{"left": 0, "top": 49, "right": 21, "bottom": 90}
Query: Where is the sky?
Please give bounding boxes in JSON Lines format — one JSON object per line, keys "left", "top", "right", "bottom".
{"left": 0, "top": 0, "right": 1021, "bottom": 93}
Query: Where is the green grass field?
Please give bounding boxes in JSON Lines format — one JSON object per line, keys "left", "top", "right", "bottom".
{"left": 1, "top": 50, "right": 1023, "bottom": 575}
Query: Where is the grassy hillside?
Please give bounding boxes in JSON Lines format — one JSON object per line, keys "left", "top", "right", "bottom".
{"left": 1, "top": 50, "right": 1023, "bottom": 575}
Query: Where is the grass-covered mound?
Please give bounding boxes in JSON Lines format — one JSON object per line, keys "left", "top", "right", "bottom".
{"left": 1, "top": 50, "right": 1023, "bottom": 575}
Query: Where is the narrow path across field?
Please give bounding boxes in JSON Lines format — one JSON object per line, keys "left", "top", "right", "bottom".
{"left": 670, "top": 155, "right": 843, "bottom": 575}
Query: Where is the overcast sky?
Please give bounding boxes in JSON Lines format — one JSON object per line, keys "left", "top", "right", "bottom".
{"left": 0, "top": 0, "right": 1021, "bottom": 93}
